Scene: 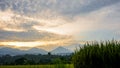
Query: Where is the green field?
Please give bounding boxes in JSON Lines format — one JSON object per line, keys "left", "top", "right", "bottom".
{"left": 0, "top": 64, "right": 74, "bottom": 68}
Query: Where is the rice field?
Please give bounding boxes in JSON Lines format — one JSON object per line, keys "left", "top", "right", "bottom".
{"left": 0, "top": 64, "right": 74, "bottom": 68}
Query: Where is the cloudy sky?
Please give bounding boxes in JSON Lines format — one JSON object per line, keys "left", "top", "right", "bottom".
{"left": 0, "top": 0, "right": 120, "bottom": 50}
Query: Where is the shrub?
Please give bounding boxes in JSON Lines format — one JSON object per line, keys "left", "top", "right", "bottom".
{"left": 72, "top": 40, "right": 120, "bottom": 68}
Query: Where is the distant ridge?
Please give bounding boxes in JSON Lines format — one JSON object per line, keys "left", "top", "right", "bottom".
{"left": 0, "top": 45, "right": 77, "bottom": 56}
{"left": 0, "top": 47, "right": 48, "bottom": 56}
{"left": 64, "top": 44, "right": 82, "bottom": 51}
{"left": 25, "top": 48, "right": 48, "bottom": 55}
{"left": 50, "top": 46, "right": 73, "bottom": 55}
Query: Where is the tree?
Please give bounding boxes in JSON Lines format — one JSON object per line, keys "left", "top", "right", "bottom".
{"left": 52, "top": 58, "right": 62, "bottom": 64}
{"left": 14, "top": 57, "right": 29, "bottom": 65}
{"left": 48, "top": 52, "right": 51, "bottom": 56}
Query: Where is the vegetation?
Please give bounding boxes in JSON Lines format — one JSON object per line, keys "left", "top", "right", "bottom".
{"left": 0, "top": 54, "right": 72, "bottom": 65}
{"left": 0, "top": 53, "right": 73, "bottom": 68}
{"left": 1, "top": 40, "right": 120, "bottom": 68}
{"left": 0, "top": 64, "right": 74, "bottom": 68}
{"left": 72, "top": 40, "right": 120, "bottom": 68}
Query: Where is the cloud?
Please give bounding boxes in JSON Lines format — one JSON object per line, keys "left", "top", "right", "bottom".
{"left": 1, "top": 0, "right": 120, "bottom": 16}
{"left": 0, "top": 29, "right": 73, "bottom": 41}
{"left": 0, "top": 1, "right": 120, "bottom": 37}
{"left": 65, "top": 2, "right": 120, "bottom": 41}
{"left": 0, "top": 0, "right": 120, "bottom": 49}
{"left": 78, "top": 0, "right": 120, "bottom": 14}
{"left": 0, "top": 9, "right": 68, "bottom": 32}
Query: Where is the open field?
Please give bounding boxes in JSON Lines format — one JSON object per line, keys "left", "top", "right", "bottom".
{"left": 0, "top": 64, "right": 74, "bottom": 68}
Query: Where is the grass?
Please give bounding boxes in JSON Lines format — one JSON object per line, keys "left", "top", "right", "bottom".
{"left": 0, "top": 64, "right": 74, "bottom": 68}
{"left": 73, "top": 40, "right": 120, "bottom": 68}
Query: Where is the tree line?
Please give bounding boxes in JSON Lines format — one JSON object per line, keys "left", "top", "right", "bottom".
{"left": 0, "top": 54, "right": 73, "bottom": 65}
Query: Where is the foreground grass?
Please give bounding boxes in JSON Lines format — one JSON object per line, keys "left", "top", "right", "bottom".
{"left": 0, "top": 64, "right": 74, "bottom": 68}
{"left": 73, "top": 40, "right": 120, "bottom": 68}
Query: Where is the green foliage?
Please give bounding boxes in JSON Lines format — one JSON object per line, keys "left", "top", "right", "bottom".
{"left": 54, "top": 64, "right": 66, "bottom": 68}
{"left": 0, "top": 64, "right": 74, "bottom": 68}
{"left": 52, "top": 58, "right": 62, "bottom": 64}
{"left": 14, "top": 57, "right": 28, "bottom": 65}
{"left": 0, "top": 54, "right": 72, "bottom": 65}
{"left": 72, "top": 40, "right": 120, "bottom": 68}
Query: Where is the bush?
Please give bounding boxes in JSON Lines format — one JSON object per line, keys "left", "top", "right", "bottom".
{"left": 72, "top": 40, "right": 120, "bottom": 68}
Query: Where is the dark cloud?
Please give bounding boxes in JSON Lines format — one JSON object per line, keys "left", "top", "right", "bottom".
{"left": 0, "top": 0, "right": 120, "bottom": 16}
{"left": 19, "top": 22, "right": 40, "bottom": 30}
{"left": 0, "top": 0, "right": 10, "bottom": 11}
{"left": 0, "top": 30, "right": 72, "bottom": 42}
{"left": 79, "top": 0, "right": 120, "bottom": 14}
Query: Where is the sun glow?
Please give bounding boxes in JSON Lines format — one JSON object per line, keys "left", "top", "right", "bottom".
{"left": 2, "top": 28, "right": 25, "bottom": 32}
{"left": 0, "top": 41, "right": 66, "bottom": 48}
{"left": 33, "top": 25, "right": 67, "bottom": 35}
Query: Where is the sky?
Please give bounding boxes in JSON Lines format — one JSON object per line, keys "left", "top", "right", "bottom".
{"left": 0, "top": 0, "right": 120, "bottom": 50}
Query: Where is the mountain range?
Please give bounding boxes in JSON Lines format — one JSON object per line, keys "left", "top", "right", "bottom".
{"left": 0, "top": 47, "right": 48, "bottom": 56}
{"left": 0, "top": 46, "right": 77, "bottom": 56}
